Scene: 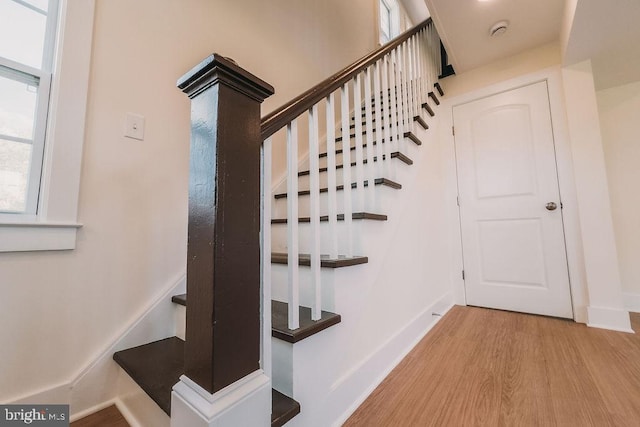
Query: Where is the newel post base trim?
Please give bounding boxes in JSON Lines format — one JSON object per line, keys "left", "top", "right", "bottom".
{"left": 171, "top": 370, "right": 271, "bottom": 427}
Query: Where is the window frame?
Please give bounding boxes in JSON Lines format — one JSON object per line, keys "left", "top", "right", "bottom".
{"left": 0, "top": 0, "right": 95, "bottom": 252}
{"left": 378, "top": 0, "right": 400, "bottom": 45}
{"left": 0, "top": 0, "right": 58, "bottom": 215}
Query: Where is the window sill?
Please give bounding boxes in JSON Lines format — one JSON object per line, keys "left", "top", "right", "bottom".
{"left": 0, "top": 221, "right": 83, "bottom": 252}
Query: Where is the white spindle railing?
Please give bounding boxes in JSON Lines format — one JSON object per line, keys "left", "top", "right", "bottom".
{"left": 326, "top": 93, "right": 339, "bottom": 259}
{"left": 381, "top": 54, "right": 393, "bottom": 180}
{"left": 373, "top": 60, "right": 384, "bottom": 181}
{"left": 340, "top": 84, "right": 354, "bottom": 257}
{"left": 262, "top": 20, "right": 443, "bottom": 330}
{"left": 363, "top": 66, "right": 377, "bottom": 213}
{"left": 308, "top": 105, "right": 321, "bottom": 321}
{"left": 286, "top": 120, "right": 300, "bottom": 329}
{"left": 353, "top": 74, "right": 366, "bottom": 213}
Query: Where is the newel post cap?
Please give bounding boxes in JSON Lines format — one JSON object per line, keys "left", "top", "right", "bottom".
{"left": 177, "top": 53, "right": 274, "bottom": 102}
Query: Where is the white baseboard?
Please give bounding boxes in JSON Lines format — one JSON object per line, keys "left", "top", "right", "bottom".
{"left": 8, "top": 272, "right": 186, "bottom": 420}
{"left": 623, "top": 292, "right": 640, "bottom": 313}
{"left": 587, "top": 305, "right": 634, "bottom": 333}
{"left": 332, "top": 292, "right": 454, "bottom": 426}
{"left": 69, "top": 399, "right": 119, "bottom": 422}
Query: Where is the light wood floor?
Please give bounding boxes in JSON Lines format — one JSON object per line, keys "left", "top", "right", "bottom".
{"left": 346, "top": 306, "right": 640, "bottom": 427}
{"left": 71, "top": 405, "right": 129, "bottom": 427}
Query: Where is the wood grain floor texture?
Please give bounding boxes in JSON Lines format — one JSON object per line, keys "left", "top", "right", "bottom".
{"left": 71, "top": 405, "right": 129, "bottom": 427}
{"left": 346, "top": 306, "right": 640, "bottom": 427}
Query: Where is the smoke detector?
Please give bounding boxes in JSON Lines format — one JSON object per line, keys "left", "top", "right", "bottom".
{"left": 490, "top": 20, "right": 509, "bottom": 37}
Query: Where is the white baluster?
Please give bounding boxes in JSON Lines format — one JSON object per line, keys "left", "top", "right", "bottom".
{"left": 340, "top": 83, "right": 354, "bottom": 257}
{"left": 363, "top": 66, "right": 377, "bottom": 213}
{"left": 353, "top": 74, "right": 366, "bottom": 213}
{"left": 393, "top": 48, "right": 406, "bottom": 155}
{"left": 401, "top": 41, "right": 410, "bottom": 127}
{"left": 411, "top": 35, "right": 420, "bottom": 119}
{"left": 381, "top": 55, "right": 394, "bottom": 180}
{"left": 426, "top": 25, "right": 432, "bottom": 92}
{"left": 420, "top": 29, "right": 428, "bottom": 107}
{"left": 430, "top": 24, "right": 437, "bottom": 91}
{"left": 373, "top": 60, "right": 384, "bottom": 184}
{"left": 409, "top": 38, "right": 417, "bottom": 123}
{"left": 308, "top": 106, "right": 321, "bottom": 321}
{"left": 436, "top": 28, "right": 442, "bottom": 81}
{"left": 401, "top": 42, "right": 411, "bottom": 152}
{"left": 261, "top": 137, "right": 272, "bottom": 378}
{"left": 389, "top": 50, "right": 402, "bottom": 163}
{"left": 326, "top": 93, "right": 339, "bottom": 259}
{"left": 286, "top": 120, "right": 300, "bottom": 330}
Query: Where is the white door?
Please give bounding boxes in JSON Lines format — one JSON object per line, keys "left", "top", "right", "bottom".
{"left": 453, "top": 81, "right": 573, "bottom": 318}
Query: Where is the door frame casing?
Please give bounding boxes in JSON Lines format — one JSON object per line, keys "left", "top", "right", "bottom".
{"left": 440, "top": 67, "right": 589, "bottom": 323}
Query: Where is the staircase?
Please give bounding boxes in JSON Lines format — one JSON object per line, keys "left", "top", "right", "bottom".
{"left": 112, "top": 18, "right": 447, "bottom": 427}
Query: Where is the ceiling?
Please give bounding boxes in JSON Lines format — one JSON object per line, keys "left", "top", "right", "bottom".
{"left": 421, "top": 0, "right": 640, "bottom": 90}
{"left": 424, "top": 0, "right": 565, "bottom": 73}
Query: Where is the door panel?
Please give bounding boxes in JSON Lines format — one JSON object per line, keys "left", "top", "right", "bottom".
{"left": 454, "top": 81, "right": 573, "bottom": 318}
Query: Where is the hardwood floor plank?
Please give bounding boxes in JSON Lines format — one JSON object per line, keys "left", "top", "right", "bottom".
{"left": 345, "top": 307, "right": 640, "bottom": 427}
{"left": 71, "top": 405, "right": 129, "bottom": 427}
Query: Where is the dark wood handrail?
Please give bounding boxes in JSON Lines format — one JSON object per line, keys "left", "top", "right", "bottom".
{"left": 261, "top": 18, "right": 433, "bottom": 140}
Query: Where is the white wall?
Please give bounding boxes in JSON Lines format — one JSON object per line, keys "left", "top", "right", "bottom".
{"left": 561, "top": 60, "right": 631, "bottom": 331}
{"left": 597, "top": 80, "right": 640, "bottom": 301}
{"left": 441, "top": 42, "right": 561, "bottom": 98}
{"left": 0, "top": 0, "right": 378, "bottom": 405}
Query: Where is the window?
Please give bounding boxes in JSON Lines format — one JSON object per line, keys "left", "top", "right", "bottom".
{"left": 0, "top": 0, "right": 58, "bottom": 214}
{"left": 379, "top": 0, "right": 399, "bottom": 45}
{"left": 0, "top": 0, "right": 95, "bottom": 252}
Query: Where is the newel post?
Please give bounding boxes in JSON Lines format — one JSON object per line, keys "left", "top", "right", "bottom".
{"left": 171, "top": 54, "right": 274, "bottom": 427}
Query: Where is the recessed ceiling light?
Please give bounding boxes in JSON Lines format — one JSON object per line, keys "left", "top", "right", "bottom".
{"left": 490, "top": 20, "right": 509, "bottom": 37}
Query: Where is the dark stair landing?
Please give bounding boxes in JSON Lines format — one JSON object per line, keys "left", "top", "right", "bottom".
{"left": 113, "top": 337, "right": 301, "bottom": 426}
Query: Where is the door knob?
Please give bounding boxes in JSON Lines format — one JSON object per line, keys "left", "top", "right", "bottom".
{"left": 546, "top": 202, "right": 558, "bottom": 211}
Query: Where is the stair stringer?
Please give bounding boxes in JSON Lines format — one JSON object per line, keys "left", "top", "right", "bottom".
{"left": 270, "top": 116, "right": 456, "bottom": 426}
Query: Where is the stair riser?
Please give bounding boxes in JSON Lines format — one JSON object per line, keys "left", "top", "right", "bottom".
{"left": 175, "top": 305, "right": 186, "bottom": 341}
{"left": 296, "top": 161, "right": 402, "bottom": 190}
{"left": 271, "top": 216, "right": 386, "bottom": 255}
{"left": 272, "top": 183, "right": 399, "bottom": 218}
{"left": 318, "top": 145, "right": 394, "bottom": 170}
{"left": 271, "top": 264, "right": 340, "bottom": 313}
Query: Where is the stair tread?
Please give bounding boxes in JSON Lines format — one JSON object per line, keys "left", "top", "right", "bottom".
{"left": 114, "top": 336, "right": 301, "bottom": 425}
{"left": 173, "top": 295, "right": 342, "bottom": 342}
{"left": 271, "top": 300, "right": 341, "bottom": 343}
{"left": 274, "top": 177, "right": 402, "bottom": 199}
{"left": 299, "top": 152, "right": 412, "bottom": 176}
{"left": 421, "top": 102, "right": 435, "bottom": 117}
{"left": 172, "top": 294, "right": 186, "bottom": 306}
{"left": 272, "top": 389, "right": 301, "bottom": 427}
{"left": 428, "top": 91, "right": 440, "bottom": 106}
{"left": 414, "top": 115, "right": 429, "bottom": 130}
{"left": 113, "top": 337, "right": 184, "bottom": 416}
{"left": 344, "top": 114, "right": 426, "bottom": 132}
{"left": 271, "top": 252, "right": 368, "bottom": 268}
{"left": 271, "top": 212, "right": 387, "bottom": 224}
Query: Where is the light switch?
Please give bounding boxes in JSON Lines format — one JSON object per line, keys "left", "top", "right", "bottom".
{"left": 124, "top": 113, "right": 145, "bottom": 140}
